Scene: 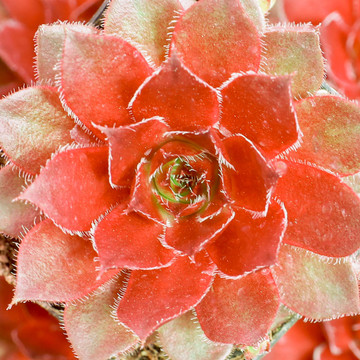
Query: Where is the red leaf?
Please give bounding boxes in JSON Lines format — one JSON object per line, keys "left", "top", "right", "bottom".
{"left": 64, "top": 273, "right": 139, "bottom": 360}
{"left": 0, "top": 86, "right": 74, "bottom": 175}
{"left": 221, "top": 135, "right": 278, "bottom": 213}
{"left": 94, "top": 206, "right": 176, "bottom": 270}
{"left": 220, "top": 74, "right": 299, "bottom": 158}
{"left": 60, "top": 30, "right": 152, "bottom": 139}
{"left": 290, "top": 96, "right": 360, "bottom": 175}
{"left": 116, "top": 252, "right": 215, "bottom": 340}
{"left": 0, "top": 166, "right": 40, "bottom": 238}
{"left": 196, "top": 270, "right": 280, "bottom": 344}
{"left": 172, "top": 0, "right": 261, "bottom": 87}
{"left": 15, "top": 219, "right": 117, "bottom": 303}
{"left": 164, "top": 205, "right": 234, "bottom": 256}
{"left": 19, "top": 147, "right": 128, "bottom": 232}
{"left": 273, "top": 244, "right": 360, "bottom": 320}
{"left": 130, "top": 54, "right": 220, "bottom": 131}
{"left": 207, "top": 200, "right": 286, "bottom": 277}
{"left": 274, "top": 160, "right": 360, "bottom": 257}
{"left": 99, "top": 117, "right": 169, "bottom": 187}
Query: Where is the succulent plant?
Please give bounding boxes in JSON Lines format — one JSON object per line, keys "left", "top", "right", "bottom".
{"left": 0, "top": 0, "right": 102, "bottom": 96}
{"left": 0, "top": 0, "right": 360, "bottom": 359}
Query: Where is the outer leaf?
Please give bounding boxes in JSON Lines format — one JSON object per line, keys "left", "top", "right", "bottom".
{"left": 60, "top": 30, "right": 152, "bottom": 139}
{"left": 274, "top": 160, "right": 360, "bottom": 257}
{"left": 207, "top": 200, "right": 286, "bottom": 277}
{"left": 158, "top": 311, "right": 232, "bottom": 360}
{"left": 130, "top": 54, "right": 220, "bottom": 131}
{"left": 116, "top": 253, "right": 216, "bottom": 340}
{"left": 172, "top": 0, "right": 260, "bottom": 87}
{"left": 36, "top": 23, "right": 97, "bottom": 83}
{"left": 220, "top": 74, "right": 299, "bottom": 158}
{"left": 104, "top": 0, "right": 182, "bottom": 66}
{"left": 196, "top": 271, "right": 280, "bottom": 344}
{"left": 64, "top": 274, "right": 139, "bottom": 360}
{"left": 94, "top": 206, "right": 176, "bottom": 271}
{"left": 99, "top": 117, "right": 169, "bottom": 187}
{"left": 261, "top": 26, "right": 324, "bottom": 98}
{"left": 221, "top": 135, "right": 278, "bottom": 213}
{"left": 240, "top": 0, "right": 265, "bottom": 32}
{"left": 19, "top": 147, "right": 128, "bottom": 232}
{"left": 0, "top": 20, "right": 34, "bottom": 82}
{"left": 290, "top": 96, "right": 360, "bottom": 175}
{"left": 0, "top": 166, "right": 40, "bottom": 238}
{"left": 273, "top": 244, "right": 360, "bottom": 319}
{"left": 14, "top": 219, "right": 116, "bottom": 303}
{"left": 0, "top": 86, "right": 74, "bottom": 175}
{"left": 164, "top": 205, "right": 234, "bottom": 256}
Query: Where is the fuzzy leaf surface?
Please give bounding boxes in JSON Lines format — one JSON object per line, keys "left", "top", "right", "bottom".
{"left": 221, "top": 135, "right": 278, "bottom": 212}
{"left": 15, "top": 219, "right": 116, "bottom": 303}
{"left": 164, "top": 205, "right": 234, "bottom": 256}
{"left": 274, "top": 160, "right": 360, "bottom": 257}
{"left": 273, "top": 244, "right": 360, "bottom": 319}
{"left": 60, "top": 30, "right": 152, "bottom": 139}
{"left": 99, "top": 118, "right": 169, "bottom": 187}
{"left": 261, "top": 27, "right": 324, "bottom": 98}
{"left": 290, "top": 96, "right": 360, "bottom": 175}
{"left": 94, "top": 207, "right": 176, "bottom": 271}
{"left": 64, "top": 274, "right": 139, "bottom": 360}
{"left": 19, "top": 147, "right": 128, "bottom": 232}
{"left": 130, "top": 55, "right": 220, "bottom": 131}
{"left": 0, "top": 86, "right": 74, "bottom": 175}
{"left": 207, "top": 200, "right": 286, "bottom": 277}
{"left": 116, "top": 253, "right": 215, "bottom": 340}
{"left": 0, "top": 166, "right": 40, "bottom": 238}
{"left": 172, "top": 0, "right": 260, "bottom": 87}
{"left": 36, "top": 23, "right": 97, "bottom": 83}
{"left": 104, "top": 0, "right": 182, "bottom": 66}
{"left": 158, "top": 311, "right": 232, "bottom": 360}
{"left": 220, "top": 74, "right": 299, "bottom": 158}
{"left": 196, "top": 270, "right": 280, "bottom": 344}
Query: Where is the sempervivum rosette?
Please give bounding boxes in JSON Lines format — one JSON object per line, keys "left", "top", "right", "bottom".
{"left": 0, "top": 0, "right": 360, "bottom": 359}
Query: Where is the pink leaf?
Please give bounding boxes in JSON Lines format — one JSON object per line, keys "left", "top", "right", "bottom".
{"left": 0, "top": 86, "right": 74, "bottom": 175}
{"left": 274, "top": 160, "right": 360, "bottom": 257}
{"left": 116, "top": 252, "right": 215, "bottom": 340}
{"left": 60, "top": 30, "right": 152, "bottom": 139}
{"left": 130, "top": 54, "right": 220, "bottom": 131}
{"left": 221, "top": 135, "right": 278, "bottom": 213}
{"left": 207, "top": 200, "right": 286, "bottom": 277}
{"left": 19, "top": 146, "right": 128, "bottom": 232}
{"left": 64, "top": 273, "right": 139, "bottom": 360}
{"left": 94, "top": 206, "right": 176, "bottom": 270}
{"left": 172, "top": 0, "right": 261, "bottom": 87}
{"left": 196, "top": 270, "right": 280, "bottom": 344}
{"left": 0, "top": 166, "right": 40, "bottom": 238}
{"left": 104, "top": 0, "right": 182, "bottom": 66}
{"left": 15, "top": 219, "right": 117, "bottom": 303}
{"left": 220, "top": 73, "right": 299, "bottom": 158}
{"left": 273, "top": 244, "right": 360, "bottom": 320}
